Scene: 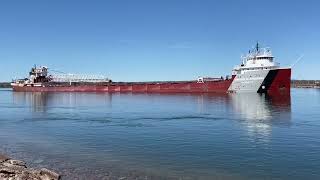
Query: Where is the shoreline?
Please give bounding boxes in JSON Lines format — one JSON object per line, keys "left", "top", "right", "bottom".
{"left": 291, "top": 80, "right": 320, "bottom": 88}
{"left": 0, "top": 151, "right": 181, "bottom": 180}
{"left": 0, "top": 153, "right": 60, "bottom": 180}
{"left": 0, "top": 83, "right": 11, "bottom": 88}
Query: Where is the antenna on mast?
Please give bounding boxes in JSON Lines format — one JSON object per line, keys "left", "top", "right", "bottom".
{"left": 291, "top": 54, "right": 304, "bottom": 68}
{"left": 256, "top": 41, "right": 259, "bottom": 52}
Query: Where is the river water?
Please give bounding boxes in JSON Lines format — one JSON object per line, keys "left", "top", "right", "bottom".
{"left": 0, "top": 89, "right": 319, "bottom": 180}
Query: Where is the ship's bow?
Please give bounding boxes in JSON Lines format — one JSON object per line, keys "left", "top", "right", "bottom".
{"left": 258, "top": 68, "right": 291, "bottom": 94}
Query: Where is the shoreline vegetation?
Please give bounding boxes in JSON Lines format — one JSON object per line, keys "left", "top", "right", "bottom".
{"left": 0, "top": 153, "right": 60, "bottom": 180}
{"left": 1, "top": 81, "right": 320, "bottom": 89}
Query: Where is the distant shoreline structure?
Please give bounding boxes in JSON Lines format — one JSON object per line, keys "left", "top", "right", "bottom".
{"left": 0, "top": 82, "right": 10, "bottom": 88}
{"left": 291, "top": 80, "right": 320, "bottom": 88}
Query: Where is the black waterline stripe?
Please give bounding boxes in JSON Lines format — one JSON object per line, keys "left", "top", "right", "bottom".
{"left": 257, "top": 69, "right": 279, "bottom": 93}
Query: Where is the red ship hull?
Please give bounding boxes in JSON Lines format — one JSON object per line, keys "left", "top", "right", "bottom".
{"left": 12, "top": 69, "right": 291, "bottom": 93}
{"left": 12, "top": 78, "right": 235, "bottom": 93}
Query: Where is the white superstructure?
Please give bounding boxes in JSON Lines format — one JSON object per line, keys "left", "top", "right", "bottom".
{"left": 228, "top": 43, "right": 284, "bottom": 92}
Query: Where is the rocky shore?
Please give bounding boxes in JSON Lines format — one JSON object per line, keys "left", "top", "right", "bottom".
{"left": 0, "top": 154, "right": 60, "bottom": 180}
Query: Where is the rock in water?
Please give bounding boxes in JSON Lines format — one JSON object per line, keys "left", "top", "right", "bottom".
{"left": 0, "top": 153, "right": 60, "bottom": 180}
{"left": 0, "top": 154, "right": 9, "bottom": 163}
{"left": 7, "top": 160, "right": 27, "bottom": 167}
{"left": 40, "top": 168, "right": 60, "bottom": 180}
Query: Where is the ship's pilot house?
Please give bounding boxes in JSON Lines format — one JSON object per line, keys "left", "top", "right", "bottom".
{"left": 233, "top": 43, "right": 279, "bottom": 75}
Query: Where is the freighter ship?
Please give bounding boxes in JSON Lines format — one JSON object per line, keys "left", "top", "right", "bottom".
{"left": 11, "top": 43, "right": 291, "bottom": 93}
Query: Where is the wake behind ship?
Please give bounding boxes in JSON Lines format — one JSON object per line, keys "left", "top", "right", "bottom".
{"left": 11, "top": 43, "right": 291, "bottom": 93}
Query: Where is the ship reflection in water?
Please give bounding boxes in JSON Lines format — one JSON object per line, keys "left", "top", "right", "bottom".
{"left": 229, "top": 93, "right": 291, "bottom": 142}
{"left": 12, "top": 92, "right": 114, "bottom": 113}
{"left": 12, "top": 91, "right": 290, "bottom": 112}
{"left": 231, "top": 93, "right": 291, "bottom": 120}
{"left": 12, "top": 91, "right": 291, "bottom": 132}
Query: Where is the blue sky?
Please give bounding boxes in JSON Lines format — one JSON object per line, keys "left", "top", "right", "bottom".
{"left": 0, "top": 0, "right": 319, "bottom": 81}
